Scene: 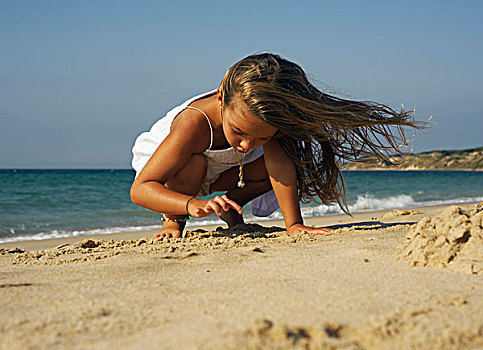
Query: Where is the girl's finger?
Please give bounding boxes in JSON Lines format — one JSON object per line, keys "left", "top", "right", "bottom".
{"left": 221, "top": 195, "right": 243, "bottom": 214}
{"left": 212, "top": 196, "right": 230, "bottom": 212}
{"left": 307, "top": 228, "right": 333, "bottom": 235}
{"left": 194, "top": 207, "right": 213, "bottom": 218}
{"left": 308, "top": 231, "right": 325, "bottom": 236}
{"left": 205, "top": 201, "right": 222, "bottom": 216}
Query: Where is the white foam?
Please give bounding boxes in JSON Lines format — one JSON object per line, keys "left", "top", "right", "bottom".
{"left": 297, "top": 194, "right": 414, "bottom": 217}
{"left": 351, "top": 194, "right": 416, "bottom": 212}
{"left": 299, "top": 194, "right": 483, "bottom": 218}
{"left": 0, "top": 224, "right": 162, "bottom": 244}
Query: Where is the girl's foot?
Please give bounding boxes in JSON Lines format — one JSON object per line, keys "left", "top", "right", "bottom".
{"left": 152, "top": 215, "right": 187, "bottom": 239}
{"left": 219, "top": 208, "right": 244, "bottom": 228}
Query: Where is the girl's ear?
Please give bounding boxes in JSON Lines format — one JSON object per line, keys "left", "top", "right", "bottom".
{"left": 216, "top": 88, "right": 223, "bottom": 108}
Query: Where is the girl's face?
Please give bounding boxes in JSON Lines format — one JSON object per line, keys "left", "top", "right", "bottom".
{"left": 220, "top": 95, "right": 278, "bottom": 153}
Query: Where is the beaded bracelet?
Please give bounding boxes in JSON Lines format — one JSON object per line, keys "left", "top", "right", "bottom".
{"left": 185, "top": 196, "right": 195, "bottom": 218}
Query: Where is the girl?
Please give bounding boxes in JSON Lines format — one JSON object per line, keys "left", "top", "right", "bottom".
{"left": 130, "top": 53, "right": 419, "bottom": 238}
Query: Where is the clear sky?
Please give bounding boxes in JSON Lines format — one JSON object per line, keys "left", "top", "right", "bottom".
{"left": 1, "top": 0, "right": 482, "bottom": 168}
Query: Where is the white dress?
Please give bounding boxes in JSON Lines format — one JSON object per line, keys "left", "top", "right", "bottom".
{"left": 131, "top": 90, "right": 279, "bottom": 217}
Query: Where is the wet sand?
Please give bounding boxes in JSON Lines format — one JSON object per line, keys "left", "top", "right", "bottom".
{"left": 1, "top": 203, "right": 482, "bottom": 349}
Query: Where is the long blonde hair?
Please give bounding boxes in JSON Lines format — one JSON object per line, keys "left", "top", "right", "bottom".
{"left": 219, "top": 53, "right": 423, "bottom": 213}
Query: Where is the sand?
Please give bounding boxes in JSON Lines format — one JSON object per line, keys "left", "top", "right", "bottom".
{"left": 398, "top": 204, "right": 483, "bottom": 275}
{"left": 1, "top": 203, "right": 482, "bottom": 349}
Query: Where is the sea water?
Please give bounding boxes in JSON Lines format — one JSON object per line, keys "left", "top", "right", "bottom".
{"left": 1, "top": 169, "right": 482, "bottom": 243}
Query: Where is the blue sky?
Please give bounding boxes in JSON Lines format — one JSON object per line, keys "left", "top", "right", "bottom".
{"left": 1, "top": 0, "right": 482, "bottom": 168}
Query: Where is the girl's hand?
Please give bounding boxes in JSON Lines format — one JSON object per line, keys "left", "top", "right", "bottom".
{"left": 287, "top": 223, "right": 332, "bottom": 235}
{"left": 188, "top": 195, "right": 243, "bottom": 218}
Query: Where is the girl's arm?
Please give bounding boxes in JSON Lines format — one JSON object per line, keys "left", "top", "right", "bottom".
{"left": 263, "top": 139, "right": 332, "bottom": 235}
{"left": 131, "top": 111, "right": 242, "bottom": 218}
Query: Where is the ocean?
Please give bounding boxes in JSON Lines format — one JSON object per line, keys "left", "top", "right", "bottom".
{"left": 1, "top": 169, "right": 482, "bottom": 243}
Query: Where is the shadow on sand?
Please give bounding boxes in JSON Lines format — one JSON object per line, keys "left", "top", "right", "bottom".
{"left": 188, "top": 221, "right": 416, "bottom": 239}
{"left": 326, "top": 221, "right": 416, "bottom": 230}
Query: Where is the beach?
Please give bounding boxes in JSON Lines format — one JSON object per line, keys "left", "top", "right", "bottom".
{"left": 1, "top": 203, "right": 482, "bottom": 349}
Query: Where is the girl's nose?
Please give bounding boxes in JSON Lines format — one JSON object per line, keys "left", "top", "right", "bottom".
{"left": 239, "top": 139, "right": 252, "bottom": 151}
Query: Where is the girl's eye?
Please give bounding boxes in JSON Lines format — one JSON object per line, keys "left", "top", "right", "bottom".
{"left": 233, "top": 129, "right": 243, "bottom": 136}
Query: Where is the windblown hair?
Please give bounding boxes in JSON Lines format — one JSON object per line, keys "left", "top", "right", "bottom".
{"left": 219, "top": 53, "right": 423, "bottom": 213}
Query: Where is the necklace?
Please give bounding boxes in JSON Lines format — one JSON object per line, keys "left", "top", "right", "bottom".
{"left": 233, "top": 150, "right": 247, "bottom": 188}
{"left": 220, "top": 106, "right": 247, "bottom": 189}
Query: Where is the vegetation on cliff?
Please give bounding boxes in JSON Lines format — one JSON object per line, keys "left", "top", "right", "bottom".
{"left": 343, "top": 147, "right": 483, "bottom": 171}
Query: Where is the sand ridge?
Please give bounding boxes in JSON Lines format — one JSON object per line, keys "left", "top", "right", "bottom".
{"left": 0, "top": 224, "right": 298, "bottom": 265}
{"left": 1, "top": 222, "right": 411, "bottom": 266}
{"left": 379, "top": 209, "right": 422, "bottom": 219}
{"left": 398, "top": 202, "right": 483, "bottom": 274}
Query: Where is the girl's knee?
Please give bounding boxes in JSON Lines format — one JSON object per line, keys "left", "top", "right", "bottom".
{"left": 245, "top": 156, "right": 269, "bottom": 181}
{"left": 168, "top": 154, "right": 207, "bottom": 190}
{"left": 190, "top": 153, "right": 207, "bottom": 174}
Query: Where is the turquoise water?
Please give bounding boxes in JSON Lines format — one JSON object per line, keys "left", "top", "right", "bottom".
{"left": 1, "top": 169, "right": 482, "bottom": 243}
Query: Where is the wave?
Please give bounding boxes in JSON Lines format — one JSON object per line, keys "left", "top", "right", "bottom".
{"left": 1, "top": 194, "right": 482, "bottom": 244}
{"left": 298, "top": 194, "right": 483, "bottom": 217}
{"left": 0, "top": 224, "right": 164, "bottom": 244}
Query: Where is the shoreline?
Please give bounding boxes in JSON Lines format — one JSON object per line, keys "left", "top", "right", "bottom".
{"left": 0, "top": 203, "right": 473, "bottom": 251}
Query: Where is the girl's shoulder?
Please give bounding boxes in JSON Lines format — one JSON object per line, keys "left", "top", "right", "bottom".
{"left": 168, "top": 106, "right": 213, "bottom": 153}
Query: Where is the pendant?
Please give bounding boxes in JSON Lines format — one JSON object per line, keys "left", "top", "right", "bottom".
{"left": 237, "top": 180, "right": 245, "bottom": 188}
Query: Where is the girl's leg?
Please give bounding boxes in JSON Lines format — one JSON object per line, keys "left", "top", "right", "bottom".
{"left": 153, "top": 154, "right": 207, "bottom": 238}
{"left": 210, "top": 156, "right": 272, "bottom": 227}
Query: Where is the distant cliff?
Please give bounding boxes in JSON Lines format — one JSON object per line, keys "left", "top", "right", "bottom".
{"left": 342, "top": 147, "right": 483, "bottom": 171}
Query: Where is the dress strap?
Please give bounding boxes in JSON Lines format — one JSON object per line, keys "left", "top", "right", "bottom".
{"left": 185, "top": 106, "right": 213, "bottom": 151}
